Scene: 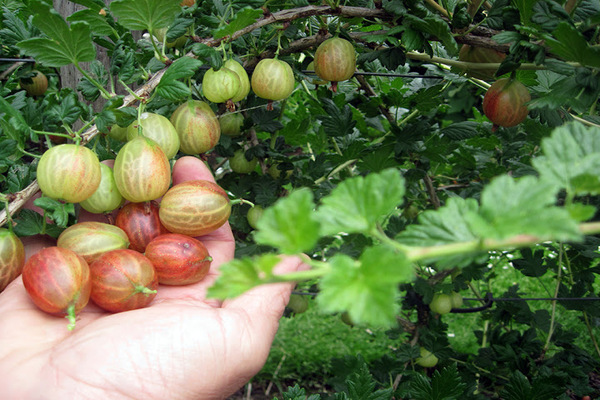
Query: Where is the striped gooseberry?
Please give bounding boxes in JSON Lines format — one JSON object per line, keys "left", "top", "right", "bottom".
{"left": 158, "top": 180, "right": 231, "bottom": 237}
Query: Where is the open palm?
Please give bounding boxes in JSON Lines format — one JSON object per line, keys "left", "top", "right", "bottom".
{"left": 0, "top": 157, "right": 304, "bottom": 399}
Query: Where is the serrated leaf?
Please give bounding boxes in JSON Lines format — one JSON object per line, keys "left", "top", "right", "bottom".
{"left": 33, "top": 197, "right": 73, "bottom": 227}
{"left": 317, "top": 246, "right": 413, "bottom": 327}
{"left": 346, "top": 363, "right": 393, "bottom": 400}
{"left": 500, "top": 370, "right": 563, "bottom": 400}
{"left": 441, "top": 121, "right": 478, "bottom": 140}
{"left": 278, "top": 385, "right": 320, "bottom": 400}
{"left": 531, "top": 0, "right": 570, "bottom": 31}
{"left": 0, "top": 8, "right": 39, "bottom": 45}
{"left": 0, "top": 96, "right": 30, "bottom": 138}
{"left": 566, "top": 203, "right": 596, "bottom": 222}
{"left": 512, "top": 248, "right": 549, "bottom": 277}
{"left": 410, "top": 364, "right": 466, "bottom": 400}
{"left": 17, "top": 0, "right": 96, "bottom": 67}
{"left": 317, "top": 169, "right": 405, "bottom": 236}
{"left": 317, "top": 98, "right": 356, "bottom": 137}
{"left": 0, "top": 140, "right": 17, "bottom": 161}
{"left": 12, "top": 209, "right": 64, "bottom": 238}
{"left": 532, "top": 122, "right": 600, "bottom": 195}
{"left": 206, "top": 254, "right": 280, "bottom": 299}
{"left": 191, "top": 43, "right": 223, "bottom": 69}
{"left": 6, "top": 163, "right": 35, "bottom": 193}
{"left": 397, "top": 197, "right": 480, "bottom": 262}
{"left": 213, "top": 7, "right": 263, "bottom": 40}
{"left": 474, "top": 175, "right": 581, "bottom": 241}
{"left": 512, "top": 0, "right": 536, "bottom": 26}
{"left": 405, "top": 14, "right": 458, "bottom": 56}
{"left": 67, "top": 9, "right": 115, "bottom": 37}
{"left": 251, "top": 108, "right": 284, "bottom": 133}
{"left": 254, "top": 189, "right": 321, "bottom": 254}
{"left": 69, "top": 0, "right": 105, "bottom": 10}
{"left": 155, "top": 56, "right": 202, "bottom": 101}
{"left": 382, "top": 0, "right": 407, "bottom": 15}
{"left": 46, "top": 94, "right": 82, "bottom": 126}
{"left": 110, "top": 0, "right": 180, "bottom": 32}
{"left": 544, "top": 22, "right": 600, "bottom": 68}
{"left": 111, "top": 43, "right": 137, "bottom": 82}
{"left": 358, "top": 47, "right": 406, "bottom": 70}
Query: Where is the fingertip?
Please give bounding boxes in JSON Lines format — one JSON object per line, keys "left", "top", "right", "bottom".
{"left": 172, "top": 157, "right": 216, "bottom": 185}
{"left": 273, "top": 255, "right": 310, "bottom": 275}
{"left": 223, "top": 256, "right": 309, "bottom": 313}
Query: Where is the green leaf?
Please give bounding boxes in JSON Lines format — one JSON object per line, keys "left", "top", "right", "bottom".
{"left": 0, "top": 7, "right": 39, "bottom": 45}
{"left": 110, "top": 0, "right": 180, "bottom": 32}
{"left": 346, "top": 363, "right": 393, "bottom": 400}
{"left": 17, "top": 0, "right": 96, "bottom": 67}
{"left": 531, "top": 0, "right": 570, "bottom": 31}
{"left": 317, "top": 98, "right": 356, "bottom": 138}
{"left": 473, "top": 175, "right": 581, "bottom": 241}
{"left": 500, "top": 370, "right": 564, "bottom": 400}
{"left": 398, "top": 197, "right": 486, "bottom": 268}
{"left": 544, "top": 22, "right": 600, "bottom": 68}
{"left": 251, "top": 109, "right": 284, "bottom": 134}
{"left": 213, "top": 7, "right": 263, "bottom": 40}
{"left": 440, "top": 121, "right": 478, "bottom": 140}
{"left": 0, "top": 96, "right": 31, "bottom": 138}
{"left": 12, "top": 209, "right": 64, "bottom": 238}
{"left": 6, "top": 163, "right": 36, "bottom": 193}
{"left": 33, "top": 197, "right": 74, "bottom": 228}
{"left": 410, "top": 364, "right": 466, "bottom": 400}
{"left": 566, "top": 203, "right": 596, "bottom": 222}
{"left": 382, "top": 0, "right": 407, "bottom": 15}
{"left": 512, "top": 0, "right": 536, "bottom": 26}
{"left": 155, "top": 56, "right": 202, "bottom": 101}
{"left": 512, "top": 248, "right": 549, "bottom": 277}
{"left": 206, "top": 253, "right": 280, "bottom": 299}
{"left": 398, "top": 197, "right": 479, "bottom": 245}
{"left": 532, "top": 122, "right": 600, "bottom": 195}
{"left": 405, "top": 14, "right": 458, "bottom": 56}
{"left": 254, "top": 189, "right": 321, "bottom": 254}
{"left": 69, "top": 0, "right": 105, "bottom": 10}
{"left": 110, "top": 43, "right": 137, "bottom": 82}
{"left": 278, "top": 385, "right": 322, "bottom": 400}
{"left": 317, "top": 169, "right": 405, "bottom": 236}
{"left": 317, "top": 246, "right": 414, "bottom": 327}
{"left": 358, "top": 48, "right": 406, "bottom": 70}
{"left": 191, "top": 43, "right": 223, "bottom": 69}
{"left": 67, "top": 9, "right": 115, "bottom": 37}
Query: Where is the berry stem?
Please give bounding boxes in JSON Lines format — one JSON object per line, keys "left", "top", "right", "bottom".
{"left": 65, "top": 303, "right": 77, "bottom": 331}
{"left": 134, "top": 285, "right": 158, "bottom": 296}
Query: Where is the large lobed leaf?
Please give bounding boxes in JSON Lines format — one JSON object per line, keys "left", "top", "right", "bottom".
{"left": 473, "top": 174, "right": 581, "bottom": 241}
{"left": 110, "top": 0, "right": 180, "bottom": 32}
{"left": 17, "top": 0, "right": 95, "bottom": 67}
{"left": 206, "top": 254, "right": 281, "bottom": 300}
{"left": 155, "top": 56, "right": 203, "bottom": 101}
{"left": 254, "top": 188, "right": 321, "bottom": 254}
{"left": 317, "top": 168, "right": 405, "bottom": 236}
{"left": 316, "top": 246, "right": 414, "bottom": 328}
{"left": 532, "top": 122, "right": 600, "bottom": 195}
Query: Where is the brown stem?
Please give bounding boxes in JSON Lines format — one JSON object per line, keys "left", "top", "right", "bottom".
{"left": 195, "top": 5, "right": 392, "bottom": 48}
{"left": 0, "top": 61, "right": 26, "bottom": 80}
{"left": 423, "top": 175, "right": 441, "bottom": 209}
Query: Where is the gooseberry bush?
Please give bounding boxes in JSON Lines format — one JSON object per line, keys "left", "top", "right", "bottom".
{"left": 1, "top": 0, "right": 600, "bottom": 398}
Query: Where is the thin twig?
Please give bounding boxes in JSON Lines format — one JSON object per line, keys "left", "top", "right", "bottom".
{"left": 0, "top": 61, "right": 26, "bottom": 80}
{"left": 264, "top": 354, "right": 286, "bottom": 396}
{"left": 423, "top": 175, "right": 441, "bottom": 209}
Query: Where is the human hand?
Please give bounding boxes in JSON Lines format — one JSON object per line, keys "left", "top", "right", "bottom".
{"left": 0, "top": 156, "right": 306, "bottom": 399}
